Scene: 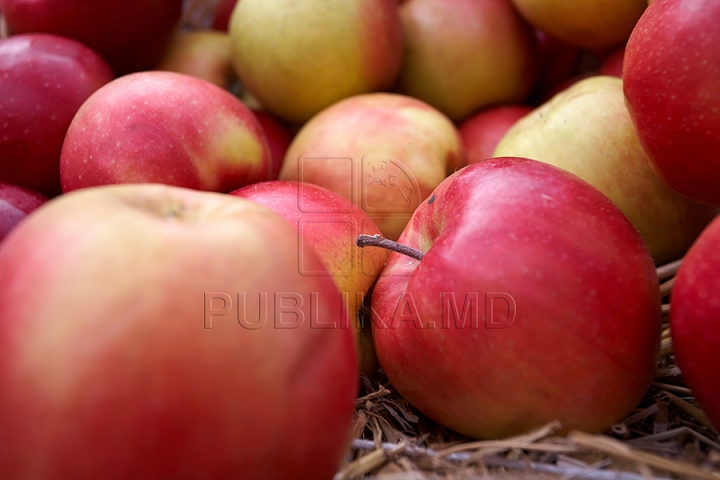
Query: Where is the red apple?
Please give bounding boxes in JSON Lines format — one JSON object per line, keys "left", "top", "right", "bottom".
{"left": 623, "top": 0, "right": 720, "bottom": 206}
{"left": 231, "top": 180, "right": 390, "bottom": 374}
{"left": 60, "top": 71, "right": 272, "bottom": 194}
{"left": 0, "top": 33, "right": 113, "bottom": 196}
{"left": 228, "top": 0, "right": 404, "bottom": 123}
{"left": 458, "top": 104, "right": 532, "bottom": 165}
{"left": 213, "top": 0, "right": 238, "bottom": 31}
{"left": 599, "top": 46, "right": 624, "bottom": 77}
{"left": 396, "top": 0, "right": 537, "bottom": 121}
{"left": 0, "top": 0, "right": 182, "bottom": 75}
{"left": 368, "top": 157, "right": 661, "bottom": 439}
{"left": 0, "top": 182, "right": 46, "bottom": 242}
{"left": 670, "top": 217, "right": 720, "bottom": 430}
{"left": 0, "top": 183, "right": 357, "bottom": 479}
{"left": 279, "top": 93, "right": 466, "bottom": 241}
{"left": 252, "top": 110, "right": 293, "bottom": 180}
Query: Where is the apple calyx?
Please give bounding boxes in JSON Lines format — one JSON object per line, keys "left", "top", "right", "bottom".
{"left": 356, "top": 234, "right": 424, "bottom": 261}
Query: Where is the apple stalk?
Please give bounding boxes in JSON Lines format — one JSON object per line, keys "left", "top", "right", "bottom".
{"left": 356, "top": 233, "right": 424, "bottom": 261}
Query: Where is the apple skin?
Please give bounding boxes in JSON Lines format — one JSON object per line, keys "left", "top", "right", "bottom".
{"left": 396, "top": 0, "right": 537, "bottom": 121}
{"left": 279, "top": 93, "right": 466, "bottom": 241}
{"left": 156, "top": 29, "right": 235, "bottom": 90}
{"left": 252, "top": 110, "right": 294, "bottom": 180}
{"left": 494, "top": 76, "right": 717, "bottom": 265}
{"left": 510, "top": 0, "right": 647, "bottom": 49}
{"left": 231, "top": 180, "right": 390, "bottom": 374}
{"left": 0, "top": 34, "right": 114, "bottom": 197}
{"left": 60, "top": 71, "right": 272, "bottom": 194}
{"left": 599, "top": 46, "right": 624, "bottom": 77}
{"left": 0, "top": 0, "right": 182, "bottom": 75}
{"left": 228, "top": 0, "right": 404, "bottom": 123}
{"left": 0, "top": 184, "right": 358, "bottom": 479}
{"left": 0, "top": 182, "right": 47, "bottom": 243}
{"left": 670, "top": 217, "right": 720, "bottom": 430}
{"left": 212, "top": 0, "right": 238, "bottom": 31}
{"left": 531, "top": 30, "right": 580, "bottom": 101}
{"left": 623, "top": 0, "right": 720, "bottom": 207}
{"left": 458, "top": 105, "right": 532, "bottom": 165}
{"left": 370, "top": 157, "right": 661, "bottom": 439}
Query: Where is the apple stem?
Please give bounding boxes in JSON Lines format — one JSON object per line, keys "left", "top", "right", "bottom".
{"left": 356, "top": 234, "right": 424, "bottom": 261}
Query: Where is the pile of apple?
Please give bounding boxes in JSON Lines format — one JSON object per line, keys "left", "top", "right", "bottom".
{"left": 0, "top": 0, "right": 719, "bottom": 478}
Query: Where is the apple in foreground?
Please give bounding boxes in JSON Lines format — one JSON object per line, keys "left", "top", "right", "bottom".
{"left": 366, "top": 157, "right": 661, "bottom": 439}
{"left": 279, "top": 93, "right": 465, "bottom": 241}
{"left": 0, "top": 34, "right": 114, "bottom": 196}
{"left": 623, "top": 0, "right": 720, "bottom": 206}
{"left": 458, "top": 104, "right": 532, "bottom": 165}
{"left": 396, "top": 0, "right": 536, "bottom": 121}
{"left": 231, "top": 180, "right": 390, "bottom": 374}
{"left": 669, "top": 217, "right": 720, "bottom": 430}
{"left": 494, "top": 76, "right": 716, "bottom": 265}
{"left": 61, "top": 71, "right": 272, "bottom": 194}
{"left": 0, "top": 0, "right": 182, "bottom": 75}
{"left": 0, "top": 184, "right": 357, "bottom": 479}
{"left": 0, "top": 182, "right": 47, "bottom": 243}
{"left": 228, "top": 0, "right": 404, "bottom": 123}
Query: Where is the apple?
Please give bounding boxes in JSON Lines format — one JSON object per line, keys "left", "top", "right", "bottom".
{"left": 0, "top": 0, "right": 182, "bottom": 75}
{"left": 494, "top": 76, "right": 717, "bottom": 265}
{"left": 531, "top": 30, "right": 580, "bottom": 101}
{"left": 279, "top": 93, "right": 466, "bottom": 241}
{"left": 670, "top": 216, "right": 720, "bottom": 430}
{"left": 396, "top": 0, "right": 536, "bottom": 121}
{"left": 366, "top": 157, "right": 661, "bottom": 439}
{"left": 60, "top": 71, "right": 272, "bottom": 194}
{"left": 252, "top": 110, "right": 294, "bottom": 180}
{"left": 0, "top": 33, "right": 114, "bottom": 196}
{"left": 156, "top": 29, "right": 235, "bottom": 90}
{"left": 599, "top": 46, "right": 624, "bottom": 77}
{"left": 510, "top": 0, "right": 646, "bottom": 49}
{"left": 623, "top": 0, "right": 720, "bottom": 207}
{"left": 458, "top": 104, "right": 532, "bottom": 165}
{"left": 228, "top": 0, "right": 404, "bottom": 123}
{"left": 231, "top": 180, "right": 390, "bottom": 374}
{"left": 212, "top": 0, "right": 238, "bottom": 31}
{"left": 0, "top": 183, "right": 358, "bottom": 479}
{"left": 0, "top": 182, "right": 46, "bottom": 243}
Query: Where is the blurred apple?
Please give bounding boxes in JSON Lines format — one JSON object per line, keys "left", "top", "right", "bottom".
{"left": 279, "top": 93, "right": 465, "bottom": 241}
{"left": 369, "top": 157, "right": 660, "bottom": 439}
{"left": 494, "top": 76, "right": 717, "bottom": 264}
{"left": 599, "top": 46, "right": 624, "bottom": 77}
{"left": 156, "top": 29, "right": 235, "bottom": 89}
{"left": 0, "top": 183, "right": 357, "bottom": 479}
{"left": 670, "top": 216, "right": 720, "bottom": 430}
{"left": 252, "top": 110, "right": 293, "bottom": 180}
{"left": 212, "top": 0, "right": 238, "bottom": 31}
{"left": 530, "top": 30, "right": 580, "bottom": 101}
{"left": 61, "top": 71, "right": 272, "bottom": 194}
{"left": 511, "top": 0, "right": 646, "bottom": 49}
{"left": 0, "top": 34, "right": 113, "bottom": 196}
{"left": 458, "top": 105, "right": 532, "bottom": 165}
{"left": 228, "top": 0, "right": 404, "bottom": 123}
{"left": 396, "top": 0, "right": 536, "bottom": 121}
{"left": 0, "top": 0, "right": 182, "bottom": 75}
{"left": 231, "top": 180, "right": 390, "bottom": 374}
{"left": 624, "top": 0, "right": 720, "bottom": 206}
{"left": 0, "top": 182, "right": 46, "bottom": 243}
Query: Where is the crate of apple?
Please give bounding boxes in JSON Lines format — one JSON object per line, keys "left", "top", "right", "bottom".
{"left": 0, "top": 0, "right": 719, "bottom": 478}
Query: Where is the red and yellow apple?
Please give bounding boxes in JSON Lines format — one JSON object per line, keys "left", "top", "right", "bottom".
{"left": 396, "top": 0, "right": 536, "bottom": 121}
{"left": 60, "top": 71, "right": 272, "bottom": 194}
{"left": 279, "top": 93, "right": 466, "bottom": 241}
{"left": 231, "top": 180, "right": 390, "bottom": 374}
{"left": 369, "top": 157, "right": 661, "bottom": 439}
{"left": 494, "top": 76, "right": 716, "bottom": 264}
{"left": 228, "top": 0, "right": 404, "bottom": 123}
{"left": 0, "top": 183, "right": 357, "bottom": 479}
